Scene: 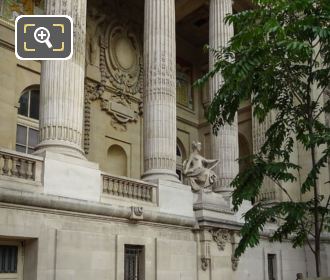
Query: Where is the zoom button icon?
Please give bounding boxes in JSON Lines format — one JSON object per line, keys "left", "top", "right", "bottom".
{"left": 15, "top": 15, "right": 73, "bottom": 60}
{"left": 34, "top": 27, "right": 53, "bottom": 48}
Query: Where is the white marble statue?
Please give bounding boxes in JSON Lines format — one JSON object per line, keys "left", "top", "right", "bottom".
{"left": 183, "top": 141, "right": 219, "bottom": 192}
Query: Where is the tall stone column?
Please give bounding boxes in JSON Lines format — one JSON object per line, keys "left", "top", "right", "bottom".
{"left": 35, "top": 0, "right": 87, "bottom": 159}
{"left": 209, "top": 0, "right": 239, "bottom": 192}
{"left": 142, "top": 0, "right": 179, "bottom": 182}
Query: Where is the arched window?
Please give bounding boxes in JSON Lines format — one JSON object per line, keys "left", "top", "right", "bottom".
{"left": 16, "top": 87, "right": 40, "bottom": 154}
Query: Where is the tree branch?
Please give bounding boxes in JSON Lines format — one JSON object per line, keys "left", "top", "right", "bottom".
{"left": 273, "top": 179, "right": 294, "bottom": 202}
{"left": 319, "top": 194, "right": 330, "bottom": 232}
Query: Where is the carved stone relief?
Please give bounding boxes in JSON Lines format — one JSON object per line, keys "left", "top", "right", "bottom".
{"left": 201, "top": 257, "right": 209, "bottom": 271}
{"left": 84, "top": 80, "right": 102, "bottom": 154}
{"left": 130, "top": 206, "right": 143, "bottom": 220}
{"left": 231, "top": 256, "right": 239, "bottom": 271}
{"left": 86, "top": 7, "right": 106, "bottom": 68}
{"left": 84, "top": 5, "right": 143, "bottom": 144}
{"left": 105, "top": 20, "right": 143, "bottom": 96}
{"left": 206, "top": 228, "right": 240, "bottom": 271}
{"left": 210, "top": 229, "right": 230, "bottom": 251}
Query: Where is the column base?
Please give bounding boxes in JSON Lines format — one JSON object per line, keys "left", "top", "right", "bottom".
{"left": 34, "top": 140, "right": 85, "bottom": 160}
{"left": 141, "top": 169, "right": 180, "bottom": 183}
{"left": 213, "top": 178, "right": 233, "bottom": 194}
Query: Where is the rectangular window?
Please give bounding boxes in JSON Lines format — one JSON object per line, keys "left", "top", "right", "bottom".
{"left": 16, "top": 125, "right": 39, "bottom": 154}
{"left": 0, "top": 245, "right": 18, "bottom": 273}
{"left": 268, "top": 254, "right": 277, "bottom": 280}
{"left": 124, "top": 245, "right": 144, "bottom": 280}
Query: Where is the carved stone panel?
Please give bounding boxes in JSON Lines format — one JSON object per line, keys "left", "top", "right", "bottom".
{"left": 210, "top": 229, "right": 230, "bottom": 251}
{"left": 84, "top": 9, "right": 143, "bottom": 134}
{"left": 105, "top": 19, "right": 143, "bottom": 97}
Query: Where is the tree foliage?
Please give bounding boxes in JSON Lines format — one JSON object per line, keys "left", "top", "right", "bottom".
{"left": 196, "top": 0, "right": 330, "bottom": 276}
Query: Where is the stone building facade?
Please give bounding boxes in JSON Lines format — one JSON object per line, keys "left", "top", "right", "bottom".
{"left": 0, "top": 0, "right": 329, "bottom": 279}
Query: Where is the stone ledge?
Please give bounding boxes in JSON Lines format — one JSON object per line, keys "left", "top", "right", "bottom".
{"left": 196, "top": 216, "right": 243, "bottom": 231}
{"left": 0, "top": 188, "right": 197, "bottom": 228}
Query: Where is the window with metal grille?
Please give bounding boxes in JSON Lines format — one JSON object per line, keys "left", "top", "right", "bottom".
{"left": 124, "top": 245, "right": 144, "bottom": 280}
{"left": 0, "top": 245, "right": 18, "bottom": 273}
{"left": 268, "top": 254, "right": 277, "bottom": 280}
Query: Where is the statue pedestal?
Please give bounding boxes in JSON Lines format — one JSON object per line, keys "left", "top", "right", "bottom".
{"left": 193, "top": 190, "right": 231, "bottom": 214}
{"left": 193, "top": 190, "right": 251, "bottom": 229}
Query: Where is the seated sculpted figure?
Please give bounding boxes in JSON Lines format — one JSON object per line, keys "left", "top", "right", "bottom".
{"left": 183, "top": 141, "right": 219, "bottom": 192}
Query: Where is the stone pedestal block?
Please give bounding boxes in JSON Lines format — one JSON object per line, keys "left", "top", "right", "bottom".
{"left": 158, "top": 180, "right": 194, "bottom": 218}
{"left": 43, "top": 151, "right": 101, "bottom": 202}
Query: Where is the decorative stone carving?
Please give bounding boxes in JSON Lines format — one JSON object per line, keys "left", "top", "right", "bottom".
{"left": 183, "top": 141, "right": 219, "bottom": 192}
{"left": 84, "top": 80, "right": 102, "bottom": 154}
{"left": 210, "top": 229, "right": 230, "bottom": 251}
{"left": 130, "top": 206, "right": 144, "bottom": 220}
{"left": 84, "top": 8, "right": 143, "bottom": 132}
{"left": 200, "top": 231, "right": 211, "bottom": 271}
{"left": 105, "top": 19, "right": 143, "bottom": 97}
{"left": 230, "top": 232, "right": 240, "bottom": 271}
{"left": 100, "top": 97, "right": 140, "bottom": 130}
{"left": 231, "top": 256, "right": 239, "bottom": 271}
{"left": 86, "top": 7, "right": 106, "bottom": 67}
{"left": 201, "top": 257, "right": 209, "bottom": 271}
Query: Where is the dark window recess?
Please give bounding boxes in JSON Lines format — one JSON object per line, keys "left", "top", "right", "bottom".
{"left": 268, "top": 254, "right": 276, "bottom": 280}
{"left": 0, "top": 245, "right": 18, "bottom": 273}
{"left": 194, "top": 18, "right": 208, "bottom": 28}
{"left": 18, "top": 88, "right": 40, "bottom": 120}
{"left": 176, "top": 146, "right": 182, "bottom": 157}
{"left": 29, "top": 90, "right": 40, "bottom": 120}
{"left": 124, "top": 245, "right": 143, "bottom": 280}
{"left": 18, "top": 92, "right": 29, "bottom": 117}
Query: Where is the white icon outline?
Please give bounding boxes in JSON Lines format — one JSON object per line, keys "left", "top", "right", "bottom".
{"left": 15, "top": 15, "right": 73, "bottom": 61}
{"left": 34, "top": 26, "right": 53, "bottom": 48}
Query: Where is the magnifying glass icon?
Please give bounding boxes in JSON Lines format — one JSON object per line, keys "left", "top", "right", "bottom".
{"left": 34, "top": 27, "right": 53, "bottom": 49}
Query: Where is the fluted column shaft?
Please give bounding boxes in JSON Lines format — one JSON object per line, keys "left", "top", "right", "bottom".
{"left": 142, "top": 0, "right": 179, "bottom": 182}
{"left": 209, "top": 0, "right": 239, "bottom": 191}
{"left": 36, "top": 0, "right": 86, "bottom": 158}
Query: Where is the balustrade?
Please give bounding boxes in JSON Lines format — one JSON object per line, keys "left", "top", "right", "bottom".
{"left": 102, "top": 173, "right": 157, "bottom": 204}
{"left": 0, "top": 148, "right": 43, "bottom": 182}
